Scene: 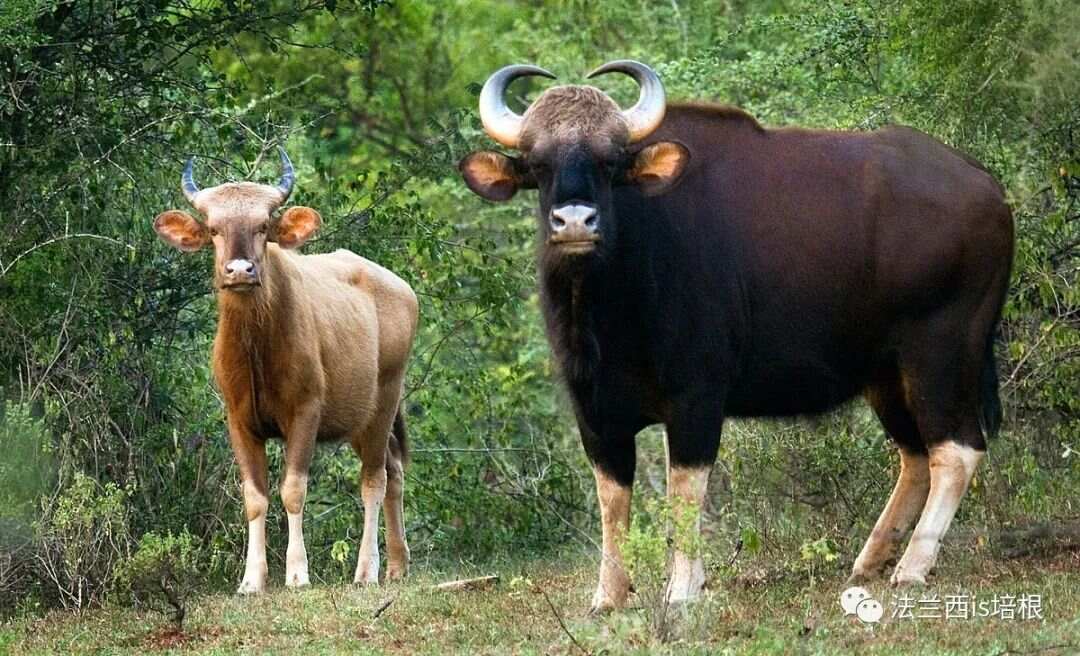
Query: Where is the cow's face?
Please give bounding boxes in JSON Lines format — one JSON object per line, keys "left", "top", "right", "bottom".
{"left": 459, "top": 62, "right": 689, "bottom": 263}
{"left": 153, "top": 149, "right": 320, "bottom": 292}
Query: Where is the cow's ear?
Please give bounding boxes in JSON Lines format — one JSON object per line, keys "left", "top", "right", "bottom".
{"left": 458, "top": 151, "right": 533, "bottom": 201}
{"left": 274, "top": 206, "right": 321, "bottom": 249}
{"left": 625, "top": 141, "right": 690, "bottom": 197}
{"left": 154, "top": 210, "right": 208, "bottom": 252}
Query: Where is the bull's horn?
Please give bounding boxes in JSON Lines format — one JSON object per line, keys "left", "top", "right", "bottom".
{"left": 587, "top": 60, "right": 666, "bottom": 143}
{"left": 479, "top": 64, "right": 556, "bottom": 149}
{"left": 181, "top": 156, "right": 200, "bottom": 205}
{"left": 276, "top": 146, "right": 295, "bottom": 202}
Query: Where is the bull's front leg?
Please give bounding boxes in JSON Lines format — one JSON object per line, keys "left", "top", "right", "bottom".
{"left": 664, "top": 397, "right": 723, "bottom": 605}
{"left": 580, "top": 417, "right": 638, "bottom": 614}
{"left": 230, "top": 420, "right": 269, "bottom": 595}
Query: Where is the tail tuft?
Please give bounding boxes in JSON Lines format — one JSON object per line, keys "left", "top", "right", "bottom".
{"left": 980, "top": 336, "right": 1003, "bottom": 440}
{"left": 390, "top": 405, "right": 409, "bottom": 466}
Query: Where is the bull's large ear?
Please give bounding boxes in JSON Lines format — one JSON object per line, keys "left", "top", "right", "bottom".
{"left": 153, "top": 210, "right": 208, "bottom": 252}
{"left": 625, "top": 141, "right": 690, "bottom": 197}
{"left": 274, "top": 206, "right": 321, "bottom": 249}
{"left": 458, "top": 151, "right": 534, "bottom": 201}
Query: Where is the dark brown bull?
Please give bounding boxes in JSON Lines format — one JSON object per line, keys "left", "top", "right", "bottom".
{"left": 459, "top": 61, "right": 1013, "bottom": 612}
{"left": 154, "top": 150, "right": 418, "bottom": 592}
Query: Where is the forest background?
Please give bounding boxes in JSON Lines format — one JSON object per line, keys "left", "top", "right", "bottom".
{"left": 0, "top": 0, "right": 1077, "bottom": 651}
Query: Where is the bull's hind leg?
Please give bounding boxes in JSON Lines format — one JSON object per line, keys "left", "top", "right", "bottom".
{"left": 850, "top": 449, "right": 929, "bottom": 582}
{"left": 892, "top": 440, "right": 983, "bottom": 586}
{"left": 850, "top": 381, "right": 930, "bottom": 583}
{"left": 890, "top": 318, "right": 990, "bottom": 586}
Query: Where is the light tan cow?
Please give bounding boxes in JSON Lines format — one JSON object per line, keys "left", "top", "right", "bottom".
{"left": 153, "top": 149, "right": 418, "bottom": 592}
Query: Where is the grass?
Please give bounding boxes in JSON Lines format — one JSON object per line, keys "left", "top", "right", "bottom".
{"left": 2, "top": 536, "right": 1077, "bottom": 655}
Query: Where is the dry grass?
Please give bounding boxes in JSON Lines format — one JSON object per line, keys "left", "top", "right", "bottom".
{"left": 2, "top": 536, "right": 1077, "bottom": 655}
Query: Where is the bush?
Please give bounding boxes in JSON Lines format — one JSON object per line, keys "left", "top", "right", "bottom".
{"left": 113, "top": 531, "right": 202, "bottom": 629}
{"left": 34, "top": 473, "right": 131, "bottom": 610}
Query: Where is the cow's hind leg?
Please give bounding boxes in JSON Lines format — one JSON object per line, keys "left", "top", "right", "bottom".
{"left": 350, "top": 385, "right": 400, "bottom": 585}
{"left": 850, "top": 380, "right": 929, "bottom": 583}
{"left": 383, "top": 410, "right": 410, "bottom": 581}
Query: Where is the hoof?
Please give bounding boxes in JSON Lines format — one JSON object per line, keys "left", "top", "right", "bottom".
{"left": 286, "top": 572, "right": 310, "bottom": 589}
{"left": 354, "top": 554, "right": 380, "bottom": 585}
{"left": 236, "top": 579, "right": 266, "bottom": 595}
{"left": 846, "top": 568, "right": 882, "bottom": 586}
{"left": 666, "top": 557, "right": 706, "bottom": 606}
{"left": 890, "top": 570, "right": 927, "bottom": 587}
{"left": 589, "top": 588, "right": 627, "bottom": 615}
{"left": 386, "top": 563, "right": 408, "bottom": 582}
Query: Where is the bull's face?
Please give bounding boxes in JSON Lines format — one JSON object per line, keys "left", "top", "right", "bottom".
{"left": 459, "top": 61, "right": 689, "bottom": 262}
{"left": 152, "top": 148, "right": 321, "bottom": 292}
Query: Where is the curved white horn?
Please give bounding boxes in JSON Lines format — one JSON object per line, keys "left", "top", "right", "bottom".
{"left": 587, "top": 60, "right": 666, "bottom": 143}
{"left": 478, "top": 64, "right": 556, "bottom": 149}
{"left": 181, "top": 157, "right": 200, "bottom": 206}
{"left": 275, "top": 146, "right": 295, "bottom": 202}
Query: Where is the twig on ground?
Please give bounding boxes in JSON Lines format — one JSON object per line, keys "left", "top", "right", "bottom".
{"left": 372, "top": 596, "right": 396, "bottom": 619}
{"left": 541, "top": 588, "right": 590, "bottom": 656}
{"left": 433, "top": 575, "right": 499, "bottom": 592}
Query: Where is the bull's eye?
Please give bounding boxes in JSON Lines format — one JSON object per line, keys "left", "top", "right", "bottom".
{"left": 209, "top": 227, "right": 219, "bottom": 237}
{"left": 257, "top": 224, "right": 267, "bottom": 234}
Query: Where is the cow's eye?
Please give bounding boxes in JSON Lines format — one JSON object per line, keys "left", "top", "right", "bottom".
{"left": 257, "top": 224, "right": 267, "bottom": 234}
{"left": 209, "top": 227, "right": 219, "bottom": 237}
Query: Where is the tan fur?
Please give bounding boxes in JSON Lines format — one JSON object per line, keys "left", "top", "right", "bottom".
{"left": 630, "top": 142, "right": 686, "bottom": 181}
{"left": 156, "top": 181, "right": 417, "bottom": 591}
{"left": 892, "top": 443, "right": 983, "bottom": 586}
{"left": 591, "top": 468, "right": 632, "bottom": 613}
{"left": 666, "top": 466, "right": 710, "bottom": 603}
{"left": 849, "top": 450, "right": 930, "bottom": 582}
{"left": 521, "top": 85, "right": 629, "bottom": 152}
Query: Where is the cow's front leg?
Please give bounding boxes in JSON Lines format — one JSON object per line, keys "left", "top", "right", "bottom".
{"left": 281, "top": 403, "right": 319, "bottom": 588}
{"left": 230, "top": 421, "right": 269, "bottom": 595}
{"left": 665, "top": 399, "right": 722, "bottom": 605}
{"left": 581, "top": 420, "right": 637, "bottom": 614}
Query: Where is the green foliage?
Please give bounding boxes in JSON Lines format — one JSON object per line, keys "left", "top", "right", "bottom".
{"left": 34, "top": 472, "right": 131, "bottom": 609}
{"left": 0, "top": 401, "right": 52, "bottom": 536}
{"left": 113, "top": 530, "right": 202, "bottom": 628}
{"left": 622, "top": 495, "right": 704, "bottom": 641}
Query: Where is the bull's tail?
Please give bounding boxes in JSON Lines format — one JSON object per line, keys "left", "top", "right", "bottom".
{"left": 979, "top": 334, "right": 1003, "bottom": 440}
{"left": 389, "top": 404, "right": 410, "bottom": 467}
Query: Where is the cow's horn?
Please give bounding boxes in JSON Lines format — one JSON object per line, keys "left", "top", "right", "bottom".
{"left": 479, "top": 64, "right": 556, "bottom": 149}
{"left": 587, "top": 60, "right": 666, "bottom": 143}
{"left": 276, "top": 146, "right": 295, "bottom": 202}
{"left": 181, "top": 156, "right": 200, "bottom": 205}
